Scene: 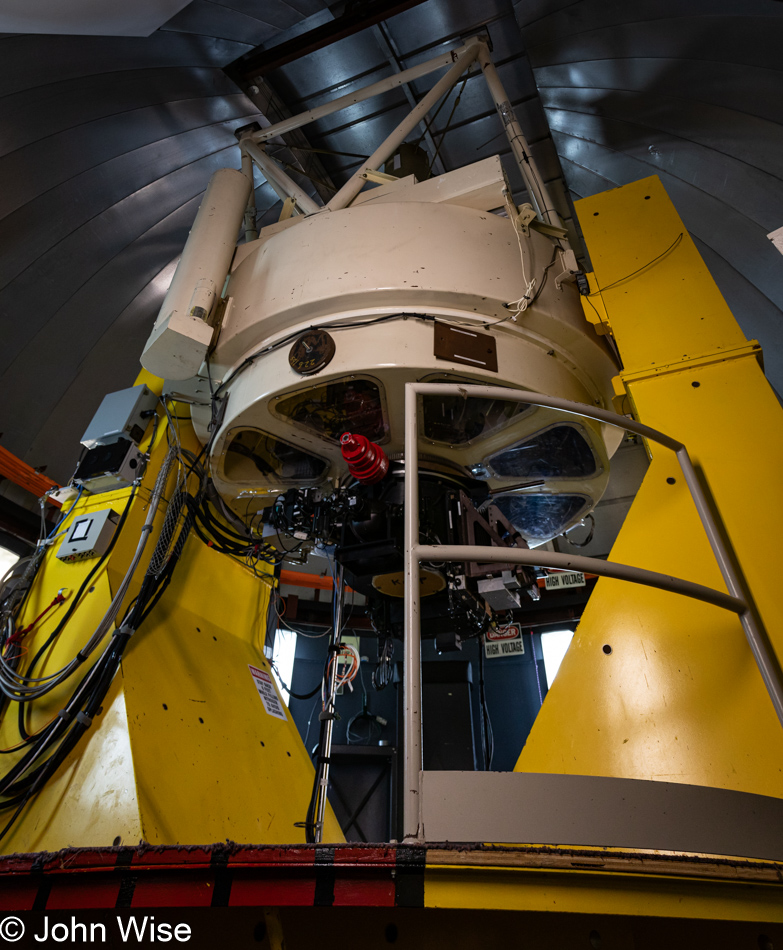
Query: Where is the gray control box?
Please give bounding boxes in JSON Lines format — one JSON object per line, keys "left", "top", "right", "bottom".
{"left": 73, "top": 438, "right": 145, "bottom": 494}
{"left": 57, "top": 509, "right": 119, "bottom": 563}
{"left": 81, "top": 384, "right": 157, "bottom": 449}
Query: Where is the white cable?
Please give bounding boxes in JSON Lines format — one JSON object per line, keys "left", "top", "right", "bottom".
{"left": 506, "top": 222, "right": 537, "bottom": 320}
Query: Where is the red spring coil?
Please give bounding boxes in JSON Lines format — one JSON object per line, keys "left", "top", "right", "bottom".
{"left": 340, "top": 432, "right": 389, "bottom": 484}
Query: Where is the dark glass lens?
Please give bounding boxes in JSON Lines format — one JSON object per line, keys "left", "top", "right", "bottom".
{"left": 422, "top": 394, "right": 529, "bottom": 445}
{"left": 493, "top": 493, "right": 588, "bottom": 540}
{"left": 490, "top": 426, "right": 597, "bottom": 479}
{"left": 275, "top": 378, "right": 387, "bottom": 443}
{"left": 225, "top": 430, "right": 326, "bottom": 481}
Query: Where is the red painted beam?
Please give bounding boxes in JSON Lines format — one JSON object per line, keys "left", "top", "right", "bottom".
{"left": 0, "top": 444, "right": 58, "bottom": 498}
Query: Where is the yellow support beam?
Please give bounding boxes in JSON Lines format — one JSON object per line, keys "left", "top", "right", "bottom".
{"left": 516, "top": 175, "right": 783, "bottom": 798}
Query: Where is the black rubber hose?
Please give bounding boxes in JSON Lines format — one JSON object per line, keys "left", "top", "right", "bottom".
{"left": 14, "top": 488, "right": 136, "bottom": 740}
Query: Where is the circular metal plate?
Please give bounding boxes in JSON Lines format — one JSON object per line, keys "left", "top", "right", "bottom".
{"left": 372, "top": 568, "right": 446, "bottom": 598}
{"left": 289, "top": 329, "right": 336, "bottom": 375}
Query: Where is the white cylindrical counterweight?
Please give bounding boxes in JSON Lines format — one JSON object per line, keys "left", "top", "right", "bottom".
{"left": 141, "top": 167, "right": 251, "bottom": 380}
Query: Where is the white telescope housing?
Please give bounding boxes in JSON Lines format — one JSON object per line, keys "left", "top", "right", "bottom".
{"left": 138, "top": 39, "right": 623, "bottom": 546}
{"left": 164, "top": 157, "right": 622, "bottom": 546}
{"left": 141, "top": 167, "right": 251, "bottom": 380}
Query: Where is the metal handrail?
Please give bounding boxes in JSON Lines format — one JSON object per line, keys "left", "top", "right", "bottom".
{"left": 402, "top": 381, "right": 783, "bottom": 842}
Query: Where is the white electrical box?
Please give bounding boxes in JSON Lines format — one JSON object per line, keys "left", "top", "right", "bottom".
{"left": 56, "top": 509, "right": 119, "bottom": 563}
{"left": 73, "top": 438, "right": 145, "bottom": 494}
{"left": 80, "top": 384, "right": 157, "bottom": 449}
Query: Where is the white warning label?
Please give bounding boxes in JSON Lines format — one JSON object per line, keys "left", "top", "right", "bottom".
{"left": 484, "top": 638, "right": 525, "bottom": 659}
{"left": 544, "top": 571, "right": 586, "bottom": 590}
{"left": 484, "top": 624, "right": 525, "bottom": 660}
{"left": 248, "top": 665, "right": 287, "bottom": 720}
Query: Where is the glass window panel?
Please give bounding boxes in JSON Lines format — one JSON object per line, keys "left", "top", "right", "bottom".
{"left": 0, "top": 547, "right": 19, "bottom": 581}
{"left": 493, "top": 493, "right": 588, "bottom": 540}
{"left": 274, "top": 378, "right": 388, "bottom": 444}
{"left": 422, "top": 394, "right": 530, "bottom": 445}
{"left": 224, "top": 430, "right": 326, "bottom": 482}
{"left": 541, "top": 629, "right": 575, "bottom": 688}
{"left": 489, "top": 425, "right": 597, "bottom": 479}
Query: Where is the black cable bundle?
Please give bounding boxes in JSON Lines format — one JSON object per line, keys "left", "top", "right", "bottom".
{"left": 0, "top": 473, "right": 204, "bottom": 842}
{"left": 477, "top": 636, "right": 494, "bottom": 771}
{"left": 11, "top": 489, "right": 137, "bottom": 744}
{"left": 185, "top": 490, "right": 282, "bottom": 569}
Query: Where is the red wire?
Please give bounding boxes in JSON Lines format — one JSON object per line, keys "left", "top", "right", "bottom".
{"left": 11, "top": 592, "right": 66, "bottom": 643}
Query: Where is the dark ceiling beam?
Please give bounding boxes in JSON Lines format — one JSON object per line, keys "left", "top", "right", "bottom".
{"left": 0, "top": 493, "right": 46, "bottom": 554}
{"left": 229, "top": 0, "right": 431, "bottom": 80}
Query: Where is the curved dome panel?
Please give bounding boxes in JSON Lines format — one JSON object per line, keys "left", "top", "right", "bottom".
{"left": 0, "top": 4, "right": 326, "bottom": 484}
{"left": 513, "top": 0, "right": 783, "bottom": 393}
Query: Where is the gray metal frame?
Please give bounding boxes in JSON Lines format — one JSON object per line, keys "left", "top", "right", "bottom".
{"left": 403, "top": 381, "right": 783, "bottom": 843}
{"left": 239, "top": 37, "right": 560, "bottom": 230}
{"left": 421, "top": 771, "right": 783, "bottom": 861}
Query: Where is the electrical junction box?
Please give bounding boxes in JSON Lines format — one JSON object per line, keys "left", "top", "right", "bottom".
{"left": 73, "top": 437, "right": 145, "bottom": 494}
{"left": 336, "top": 635, "right": 361, "bottom": 695}
{"left": 57, "top": 508, "right": 119, "bottom": 563}
{"left": 477, "top": 570, "right": 523, "bottom": 611}
{"left": 47, "top": 485, "right": 79, "bottom": 509}
{"left": 80, "top": 384, "right": 157, "bottom": 450}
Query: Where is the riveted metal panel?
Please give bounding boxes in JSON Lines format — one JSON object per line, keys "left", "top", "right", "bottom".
{"left": 0, "top": 67, "right": 241, "bottom": 157}
{"left": 24, "top": 260, "right": 179, "bottom": 481}
{"left": 0, "top": 94, "right": 257, "bottom": 220}
{"left": 544, "top": 104, "right": 783, "bottom": 230}
{"left": 517, "top": 0, "right": 783, "bottom": 45}
{"left": 535, "top": 58, "right": 783, "bottom": 126}
{"left": 693, "top": 237, "right": 783, "bottom": 366}
{"left": 551, "top": 131, "right": 783, "bottom": 316}
{"left": 161, "top": 0, "right": 280, "bottom": 47}
{"left": 0, "top": 34, "right": 249, "bottom": 95}
{"left": 540, "top": 83, "right": 783, "bottom": 179}
{"left": 0, "top": 110, "right": 259, "bottom": 292}
{"left": 526, "top": 16, "right": 783, "bottom": 72}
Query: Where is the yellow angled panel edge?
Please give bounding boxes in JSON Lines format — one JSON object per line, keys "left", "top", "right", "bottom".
{"left": 619, "top": 340, "right": 763, "bottom": 387}
{"left": 575, "top": 177, "right": 747, "bottom": 374}
{"left": 423, "top": 866, "right": 783, "bottom": 921}
{"left": 516, "top": 446, "right": 783, "bottom": 797}
{"left": 121, "top": 539, "right": 343, "bottom": 845}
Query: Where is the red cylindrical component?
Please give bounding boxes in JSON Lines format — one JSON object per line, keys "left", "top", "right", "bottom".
{"left": 340, "top": 432, "right": 389, "bottom": 484}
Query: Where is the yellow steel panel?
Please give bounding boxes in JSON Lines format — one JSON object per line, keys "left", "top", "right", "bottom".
{"left": 626, "top": 356, "right": 783, "bottom": 656}
{"left": 0, "top": 493, "right": 144, "bottom": 852}
{"left": 1, "top": 410, "right": 342, "bottom": 851}
{"left": 516, "top": 438, "right": 783, "bottom": 794}
{"left": 0, "top": 478, "right": 158, "bottom": 853}
{"left": 517, "top": 177, "right": 783, "bottom": 799}
{"left": 2, "top": 681, "right": 142, "bottom": 852}
{"left": 1, "top": 552, "right": 119, "bottom": 744}
{"left": 619, "top": 341, "right": 763, "bottom": 385}
{"left": 133, "top": 367, "right": 164, "bottom": 395}
{"left": 424, "top": 867, "right": 783, "bottom": 921}
{"left": 576, "top": 177, "right": 746, "bottom": 374}
{"left": 122, "top": 533, "right": 343, "bottom": 844}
